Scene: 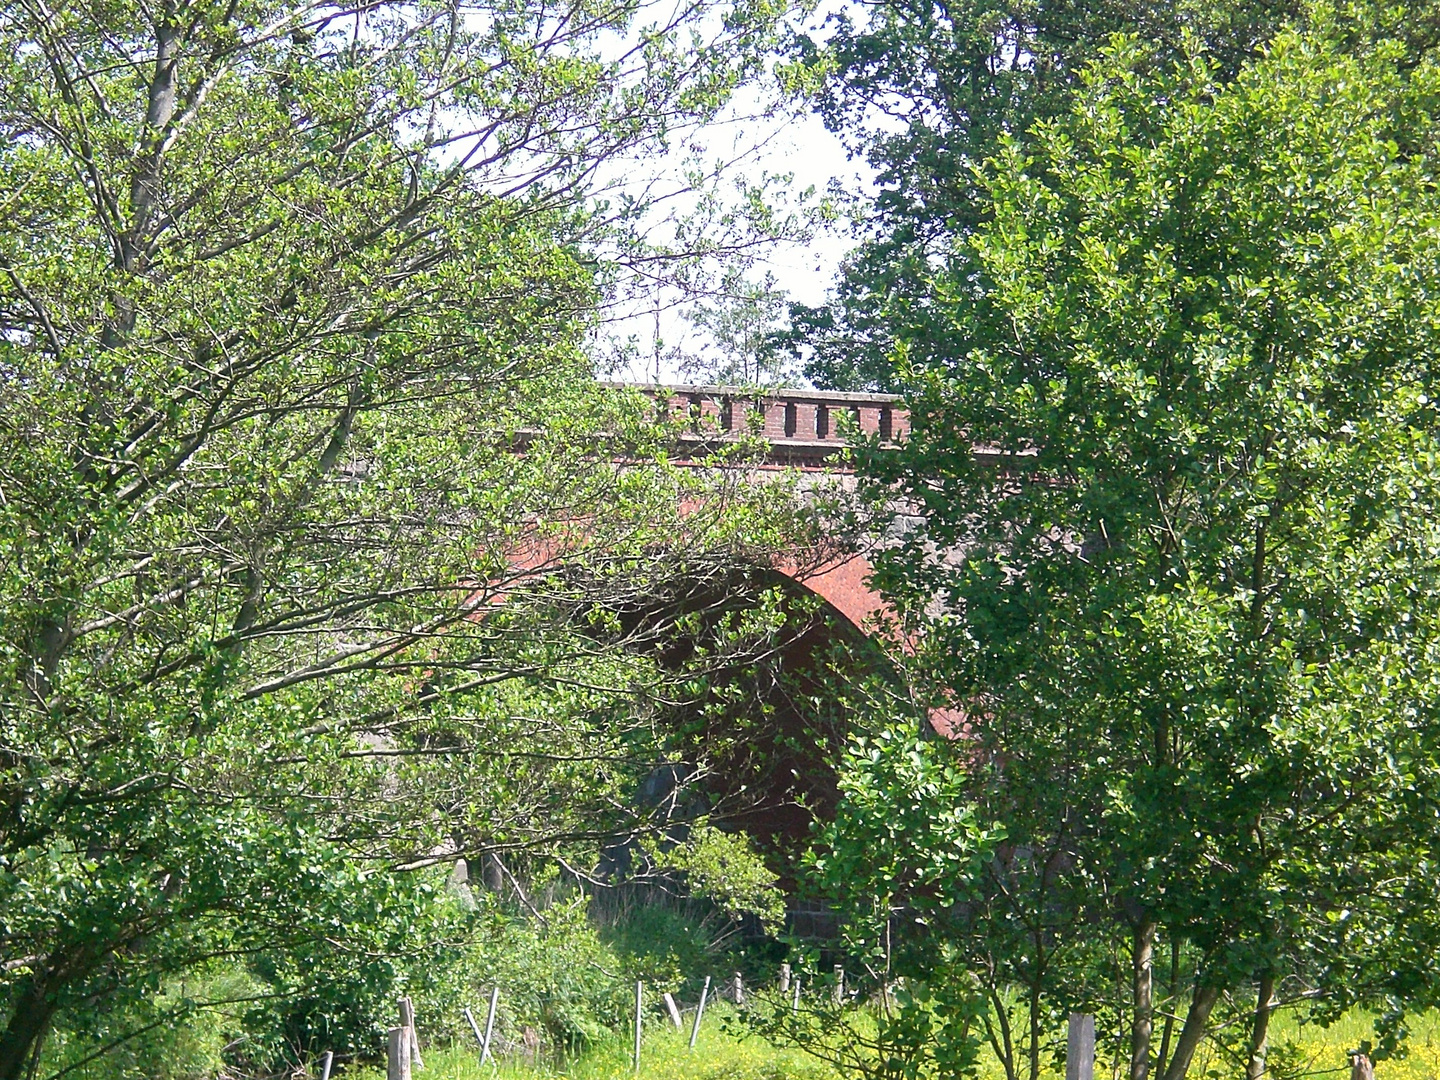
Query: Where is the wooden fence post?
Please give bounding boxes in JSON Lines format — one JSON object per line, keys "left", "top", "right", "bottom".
{"left": 689, "top": 975, "right": 710, "bottom": 1050}
{"left": 779, "top": 963, "right": 791, "bottom": 994}
{"left": 399, "top": 998, "right": 424, "bottom": 1070}
{"left": 387, "top": 1027, "right": 411, "bottom": 1080}
{"left": 633, "top": 981, "right": 644, "bottom": 1072}
{"left": 662, "top": 992, "right": 683, "bottom": 1029}
{"left": 1066, "top": 1013, "right": 1095, "bottom": 1080}
{"left": 732, "top": 971, "right": 744, "bottom": 1005}
{"left": 319, "top": 1051, "right": 334, "bottom": 1080}
{"left": 792, "top": 978, "right": 801, "bottom": 1014}
{"left": 1351, "top": 1053, "right": 1374, "bottom": 1080}
{"left": 833, "top": 965, "right": 845, "bottom": 1004}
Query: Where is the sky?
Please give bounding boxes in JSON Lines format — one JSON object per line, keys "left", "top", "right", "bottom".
{"left": 596, "top": 27, "right": 876, "bottom": 387}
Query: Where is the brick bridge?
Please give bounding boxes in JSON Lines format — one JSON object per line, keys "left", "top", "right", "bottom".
{"left": 644, "top": 383, "right": 910, "bottom": 470}
{"left": 608, "top": 385, "right": 958, "bottom": 901}
{"left": 499, "top": 385, "right": 933, "bottom": 920}
{"left": 634, "top": 383, "right": 909, "bottom": 635}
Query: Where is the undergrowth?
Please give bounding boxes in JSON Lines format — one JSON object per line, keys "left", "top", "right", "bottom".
{"left": 380, "top": 1007, "right": 1440, "bottom": 1080}
{"left": 346, "top": 1019, "right": 834, "bottom": 1080}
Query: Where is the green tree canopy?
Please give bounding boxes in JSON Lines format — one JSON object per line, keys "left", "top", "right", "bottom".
{"left": 833, "top": 18, "right": 1440, "bottom": 1080}
{"left": 0, "top": 0, "right": 799, "bottom": 1072}
{"left": 781, "top": 0, "right": 1440, "bottom": 391}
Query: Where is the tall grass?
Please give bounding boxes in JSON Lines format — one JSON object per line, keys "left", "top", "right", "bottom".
{"left": 344, "top": 1013, "right": 834, "bottom": 1080}
{"left": 342, "top": 1006, "right": 1440, "bottom": 1080}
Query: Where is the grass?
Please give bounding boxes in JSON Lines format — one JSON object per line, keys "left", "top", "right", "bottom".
{"left": 1196, "top": 1008, "right": 1440, "bottom": 1080}
{"left": 345, "top": 1010, "right": 836, "bottom": 1080}
{"left": 1013, "top": 1008, "right": 1440, "bottom": 1080}
{"left": 343, "top": 1006, "right": 1440, "bottom": 1080}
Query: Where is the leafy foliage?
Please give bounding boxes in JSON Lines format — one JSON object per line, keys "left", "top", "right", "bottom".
{"left": 781, "top": 0, "right": 1440, "bottom": 391}
{"left": 651, "top": 824, "right": 786, "bottom": 931}
{"left": 0, "top": 0, "right": 803, "bottom": 1072}
{"left": 832, "top": 18, "right": 1440, "bottom": 1080}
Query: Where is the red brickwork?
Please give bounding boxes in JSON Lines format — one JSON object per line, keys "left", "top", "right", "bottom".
{"left": 602, "top": 383, "right": 955, "bottom": 738}
{"left": 625, "top": 384, "right": 909, "bottom": 470}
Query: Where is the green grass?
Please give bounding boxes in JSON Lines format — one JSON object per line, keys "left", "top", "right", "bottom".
{"left": 1011, "top": 1008, "right": 1440, "bottom": 1079}
{"left": 344, "top": 1007, "right": 1440, "bottom": 1080}
{"left": 1207, "top": 1009, "right": 1440, "bottom": 1080}
{"left": 345, "top": 1013, "right": 836, "bottom": 1080}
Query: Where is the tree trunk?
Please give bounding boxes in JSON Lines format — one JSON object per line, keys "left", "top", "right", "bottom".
{"left": 127, "top": 12, "right": 181, "bottom": 259}
{"left": 1130, "top": 918, "right": 1157, "bottom": 1080}
{"left": 1244, "top": 973, "right": 1276, "bottom": 1080}
{"left": 1027, "top": 975, "right": 1044, "bottom": 1080}
{"left": 1155, "top": 939, "right": 1180, "bottom": 1078}
{"left": 0, "top": 974, "right": 56, "bottom": 1080}
{"left": 1158, "top": 984, "right": 1220, "bottom": 1080}
{"left": 984, "top": 984, "right": 1019, "bottom": 1080}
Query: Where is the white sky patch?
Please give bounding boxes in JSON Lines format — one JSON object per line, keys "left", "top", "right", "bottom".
{"left": 591, "top": 7, "right": 875, "bottom": 385}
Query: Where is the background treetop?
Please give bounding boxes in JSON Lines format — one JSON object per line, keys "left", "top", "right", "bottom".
{"left": 779, "top": 0, "right": 1440, "bottom": 391}
{"left": 825, "top": 18, "right": 1440, "bottom": 1080}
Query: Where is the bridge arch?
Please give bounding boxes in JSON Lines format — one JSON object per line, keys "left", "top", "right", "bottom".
{"left": 592, "top": 556, "right": 896, "bottom": 877}
{"left": 497, "top": 384, "right": 954, "bottom": 879}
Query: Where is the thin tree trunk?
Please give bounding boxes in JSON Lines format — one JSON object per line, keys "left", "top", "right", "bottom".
{"left": 1155, "top": 939, "right": 1180, "bottom": 1077}
{"left": 1244, "top": 973, "right": 1276, "bottom": 1080}
{"left": 1028, "top": 971, "right": 1044, "bottom": 1080}
{"left": 984, "top": 982, "right": 1018, "bottom": 1080}
{"left": 1158, "top": 984, "right": 1220, "bottom": 1080}
{"left": 0, "top": 975, "right": 56, "bottom": 1080}
{"left": 1130, "top": 918, "right": 1157, "bottom": 1080}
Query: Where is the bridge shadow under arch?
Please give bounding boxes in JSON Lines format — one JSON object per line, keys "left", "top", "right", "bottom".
{"left": 589, "top": 554, "right": 903, "bottom": 891}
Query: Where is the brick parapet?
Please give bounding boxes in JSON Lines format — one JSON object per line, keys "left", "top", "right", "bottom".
{"left": 615, "top": 383, "right": 909, "bottom": 468}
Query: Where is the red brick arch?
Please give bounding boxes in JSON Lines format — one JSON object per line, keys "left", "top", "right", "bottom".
{"left": 773, "top": 550, "right": 887, "bottom": 634}
{"left": 503, "top": 383, "right": 960, "bottom": 736}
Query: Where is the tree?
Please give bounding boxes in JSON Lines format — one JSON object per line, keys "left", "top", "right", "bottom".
{"left": 781, "top": 0, "right": 1440, "bottom": 391}
{"left": 680, "top": 271, "right": 798, "bottom": 387}
{"left": 0, "top": 0, "right": 795, "bottom": 1072}
{"left": 839, "top": 21, "right": 1440, "bottom": 1080}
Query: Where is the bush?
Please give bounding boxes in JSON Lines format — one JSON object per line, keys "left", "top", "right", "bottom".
{"left": 37, "top": 871, "right": 780, "bottom": 1078}
{"left": 39, "top": 964, "right": 260, "bottom": 1080}
{"left": 417, "top": 884, "right": 775, "bottom": 1060}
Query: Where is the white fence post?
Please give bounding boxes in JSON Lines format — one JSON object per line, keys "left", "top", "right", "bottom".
{"left": 663, "top": 992, "right": 683, "bottom": 1029}
{"left": 689, "top": 976, "right": 711, "bottom": 1050}
{"left": 1066, "top": 1013, "right": 1095, "bottom": 1080}
{"left": 633, "top": 981, "right": 644, "bottom": 1072}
